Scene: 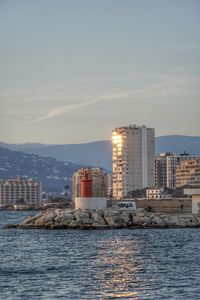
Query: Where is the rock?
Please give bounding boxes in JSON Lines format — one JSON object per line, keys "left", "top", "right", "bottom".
{"left": 150, "top": 214, "right": 166, "bottom": 227}
{"left": 104, "top": 210, "right": 124, "bottom": 228}
{"left": 4, "top": 224, "right": 18, "bottom": 229}
{"left": 91, "top": 212, "right": 106, "bottom": 226}
{"left": 74, "top": 210, "right": 92, "bottom": 225}
{"left": 96, "top": 209, "right": 107, "bottom": 217}
{"left": 20, "top": 214, "right": 41, "bottom": 226}
{"left": 132, "top": 212, "right": 145, "bottom": 226}
{"left": 35, "top": 210, "right": 57, "bottom": 227}
{"left": 54, "top": 209, "right": 75, "bottom": 225}
{"left": 68, "top": 220, "right": 80, "bottom": 228}
{"left": 92, "top": 222, "right": 108, "bottom": 229}
{"left": 19, "top": 223, "right": 39, "bottom": 229}
{"left": 120, "top": 211, "right": 131, "bottom": 225}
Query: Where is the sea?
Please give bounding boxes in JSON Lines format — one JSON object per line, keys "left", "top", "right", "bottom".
{"left": 0, "top": 211, "right": 200, "bottom": 300}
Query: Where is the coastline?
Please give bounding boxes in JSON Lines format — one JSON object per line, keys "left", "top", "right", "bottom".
{"left": 4, "top": 208, "right": 200, "bottom": 230}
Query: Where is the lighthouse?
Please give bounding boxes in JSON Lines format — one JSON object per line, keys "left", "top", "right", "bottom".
{"left": 80, "top": 169, "right": 92, "bottom": 197}
{"left": 75, "top": 168, "right": 107, "bottom": 209}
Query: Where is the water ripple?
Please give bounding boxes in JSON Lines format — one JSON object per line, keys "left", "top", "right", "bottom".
{"left": 1, "top": 211, "right": 200, "bottom": 299}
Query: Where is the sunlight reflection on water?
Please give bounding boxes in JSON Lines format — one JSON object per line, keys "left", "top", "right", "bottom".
{"left": 93, "top": 238, "right": 151, "bottom": 299}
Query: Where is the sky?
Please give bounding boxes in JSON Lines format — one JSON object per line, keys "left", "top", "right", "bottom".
{"left": 0, "top": 0, "right": 200, "bottom": 144}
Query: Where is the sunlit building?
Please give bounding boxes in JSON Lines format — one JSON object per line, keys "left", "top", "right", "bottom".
{"left": 176, "top": 158, "right": 200, "bottom": 188}
{"left": 0, "top": 176, "right": 42, "bottom": 206}
{"left": 155, "top": 152, "right": 199, "bottom": 190}
{"left": 166, "top": 152, "right": 198, "bottom": 189}
{"left": 112, "top": 124, "right": 155, "bottom": 199}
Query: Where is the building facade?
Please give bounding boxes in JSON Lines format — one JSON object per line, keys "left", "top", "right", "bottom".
{"left": 112, "top": 124, "right": 155, "bottom": 199}
{"left": 146, "top": 187, "right": 171, "bottom": 199}
{"left": 0, "top": 177, "right": 42, "bottom": 206}
{"left": 155, "top": 152, "right": 173, "bottom": 188}
{"left": 155, "top": 152, "right": 199, "bottom": 190}
{"left": 176, "top": 158, "right": 200, "bottom": 188}
{"left": 166, "top": 154, "right": 177, "bottom": 189}
{"left": 72, "top": 168, "right": 108, "bottom": 201}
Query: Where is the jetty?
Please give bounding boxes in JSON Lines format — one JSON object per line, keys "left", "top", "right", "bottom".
{"left": 4, "top": 208, "right": 200, "bottom": 229}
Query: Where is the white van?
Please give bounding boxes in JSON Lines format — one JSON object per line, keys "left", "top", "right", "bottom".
{"left": 117, "top": 201, "right": 136, "bottom": 210}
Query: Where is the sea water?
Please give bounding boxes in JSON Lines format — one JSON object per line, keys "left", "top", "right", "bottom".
{"left": 0, "top": 211, "right": 200, "bottom": 299}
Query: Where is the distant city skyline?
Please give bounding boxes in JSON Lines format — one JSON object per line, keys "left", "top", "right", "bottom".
{"left": 0, "top": 0, "right": 200, "bottom": 143}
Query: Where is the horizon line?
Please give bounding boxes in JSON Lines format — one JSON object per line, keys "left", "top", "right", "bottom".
{"left": 0, "top": 134, "right": 200, "bottom": 146}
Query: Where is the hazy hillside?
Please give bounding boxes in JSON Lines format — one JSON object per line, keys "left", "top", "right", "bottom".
{"left": 0, "top": 142, "right": 50, "bottom": 150}
{"left": 1, "top": 136, "right": 200, "bottom": 172}
{"left": 0, "top": 146, "right": 82, "bottom": 194}
{"left": 155, "top": 135, "right": 200, "bottom": 156}
{"left": 19, "top": 141, "right": 112, "bottom": 170}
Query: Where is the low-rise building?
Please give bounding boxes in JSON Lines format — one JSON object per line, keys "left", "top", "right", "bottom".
{"left": 0, "top": 176, "right": 42, "bottom": 206}
{"left": 146, "top": 187, "right": 171, "bottom": 199}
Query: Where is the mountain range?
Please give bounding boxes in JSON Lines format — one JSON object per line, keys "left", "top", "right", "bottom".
{"left": 0, "top": 135, "right": 199, "bottom": 194}
{"left": 1, "top": 135, "right": 200, "bottom": 170}
{"left": 0, "top": 146, "right": 82, "bottom": 194}
{"left": 0, "top": 140, "right": 112, "bottom": 170}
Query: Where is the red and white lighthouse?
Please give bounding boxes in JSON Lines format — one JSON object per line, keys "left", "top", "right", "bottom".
{"left": 75, "top": 168, "right": 107, "bottom": 209}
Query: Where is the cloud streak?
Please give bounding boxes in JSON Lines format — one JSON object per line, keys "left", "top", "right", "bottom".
{"left": 26, "top": 92, "right": 129, "bottom": 124}
{"left": 25, "top": 73, "right": 200, "bottom": 124}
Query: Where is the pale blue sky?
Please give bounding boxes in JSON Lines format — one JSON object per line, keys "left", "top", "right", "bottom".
{"left": 0, "top": 0, "right": 200, "bottom": 143}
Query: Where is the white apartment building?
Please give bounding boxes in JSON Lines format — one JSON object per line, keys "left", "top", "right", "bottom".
{"left": 0, "top": 177, "right": 42, "bottom": 206}
{"left": 72, "top": 168, "right": 108, "bottom": 201}
{"left": 112, "top": 125, "right": 155, "bottom": 199}
{"left": 146, "top": 187, "right": 171, "bottom": 199}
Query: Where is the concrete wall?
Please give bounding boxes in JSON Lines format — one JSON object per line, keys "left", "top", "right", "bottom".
{"left": 110, "top": 198, "right": 192, "bottom": 214}
{"left": 192, "top": 195, "right": 200, "bottom": 214}
{"left": 75, "top": 197, "right": 107, "bottom": 209}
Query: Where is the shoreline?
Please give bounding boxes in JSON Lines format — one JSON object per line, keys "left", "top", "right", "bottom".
{"left": 4, "top": 208, "right": 200, "bottom": 230}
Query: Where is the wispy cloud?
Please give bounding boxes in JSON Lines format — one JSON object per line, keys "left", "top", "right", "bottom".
{"left": 26, "top": 92, "right": 129, "bottom": 124}
{"left": 1, "top": 69, "right": 199, "bottom": 124}
{"left": 25, "top": 73, "right": 200, "bottom": 124}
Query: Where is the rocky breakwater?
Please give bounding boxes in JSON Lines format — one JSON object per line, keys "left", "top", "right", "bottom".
{"left": 4, "top": 208, "right": 200, "bottom": 229}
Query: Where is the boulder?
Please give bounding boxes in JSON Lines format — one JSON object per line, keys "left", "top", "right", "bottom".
{"left": 131, "top": 212, "right": 146, "bottom": 226}
{"left": 35, "top": 210, "right": 57, "bottom": 227}
{"left": 92, "top": 222, "right": 108, "bottom": 229}
{"left": 68, "top": 220, "right": 81, "bottom": 228}
{"left": 120, "top": 211, "right": 131, "bottom": 225}
{"left": 74, "top": 210, "right": 92, "bottom": 225}
{"left": 54, "top": 209, "right": 75, "bottom": 225}
{"left": 91, "top": 212, "right": 106, "bottom": 226}
{"left": 104, "top": 210, "right": 124, "bottom": 228}
{"left": 20, "top": 214, "right": 41, "bottom": 226}
{"left": 149, "top": 214, "right": 166, "bottom": 227}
